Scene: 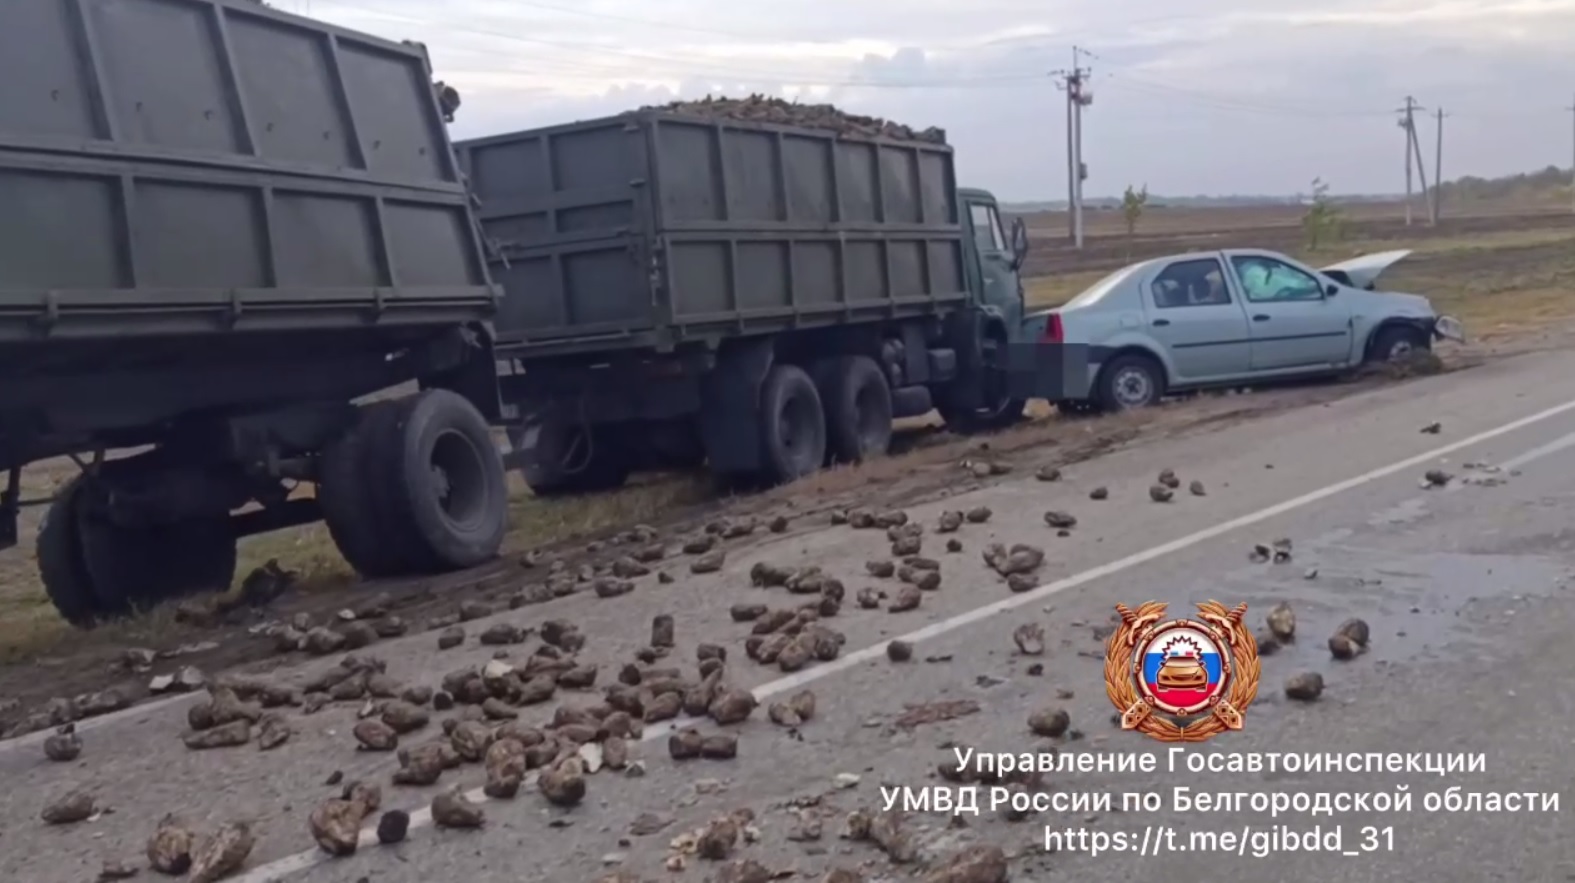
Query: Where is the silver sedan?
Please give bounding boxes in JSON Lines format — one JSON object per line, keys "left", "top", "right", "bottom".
{"left": 1035, "top": 248, "right": 1465, "bottom": 413}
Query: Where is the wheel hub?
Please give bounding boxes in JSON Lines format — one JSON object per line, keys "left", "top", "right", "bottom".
{"left": 1114, "top": 368, "right": 1152, "bottom": 406}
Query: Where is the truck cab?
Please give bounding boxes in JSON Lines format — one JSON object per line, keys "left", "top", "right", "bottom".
{"left": 958, "top": 187, "right": 1031, "bottom": 333}
{"left": 944, "top": 187, "right": 1083, "bottom": 428}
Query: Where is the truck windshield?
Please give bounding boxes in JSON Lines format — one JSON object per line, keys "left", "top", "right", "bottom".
{"left": 1062, "top": 264, "right": 1144, "bottom": 309}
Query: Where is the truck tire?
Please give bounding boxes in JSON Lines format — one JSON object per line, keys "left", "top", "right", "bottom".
{"left": 36, "top": 476, "right": 101, "bottom": 628}
{"left": 820, "top": 356, "right": 894, "bottom": 464}
{"left": 512, "top": 421, "right": 630, "bottom": 497}
{"left": 319, "top": 402, "right": 406, "bottom": 578}
{"left": 758, "top": 364, "right": 827, "bottom": 484}
{"left": 360, "top": 390, "right": 508, "bottom": 573}
{"left": 937, "top": 332, "right": 1026, "bottom": 434}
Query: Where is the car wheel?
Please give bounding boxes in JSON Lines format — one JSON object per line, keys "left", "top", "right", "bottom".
{"left": 1095, "top": 353, "right": 1164, "bottom": 412}
{"left": 1368, "top": 325, "right": 1430, "bottom": 363}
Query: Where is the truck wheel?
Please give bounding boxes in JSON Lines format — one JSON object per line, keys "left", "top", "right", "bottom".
{"left": 1094, "top": 353, "right": 1164, "bottom": 412}
{"left": 511, "top": 421, "right": 631, "bottom": 497}
{"left": 758, "top": 364, "right": 826, "bottom": 484}
{"left": 319, "top": 402, "right": 406, "bottom": 578}
{"left": 937, "top": 333, "right": 1026, "bottom": 434}
{"left": 36, "top": 476, "right": 102, "bottom": 627}
{"left": 820, "top": 356, "right": 894, "bottom": 464}
{"left": 361, "top": 390, "right": 508, "bottom": 573}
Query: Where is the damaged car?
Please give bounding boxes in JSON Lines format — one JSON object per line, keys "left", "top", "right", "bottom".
{"left": 1039, "top": 247, "right": 1465, "bottom": 413}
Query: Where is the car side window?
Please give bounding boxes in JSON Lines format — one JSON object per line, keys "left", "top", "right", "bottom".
{"left": 1230, "top": 256, "right": 1324, "bottom": 303}
{"left": 1149, "top": 258, "right": 1230, "bottom": 309}
{"left": 969, "top": 204, "right": 1006, "bottom": 254}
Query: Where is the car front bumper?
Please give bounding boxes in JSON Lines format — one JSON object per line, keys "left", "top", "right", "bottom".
{"left": 1433, "top": 315, "right": 1465, "bottom": 343}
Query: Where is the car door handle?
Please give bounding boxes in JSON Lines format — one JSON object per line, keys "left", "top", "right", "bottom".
{"left": 1252, "top": 314, "right": 1271, "bottom": 322}
{"left": 1152, "top": 319, "right": 1170, "bottom": 327}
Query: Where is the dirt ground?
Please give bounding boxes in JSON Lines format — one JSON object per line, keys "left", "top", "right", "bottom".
{"left": 1, "top": 198, "right": 1571, "bottom": 736}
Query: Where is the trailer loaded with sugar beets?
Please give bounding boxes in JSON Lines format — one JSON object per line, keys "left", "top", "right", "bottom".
{"left": 456, "top": 97, "right": 1089, "bottom": 495}
{"left": 1, "top": 0, "right": 510, "bottom": 626}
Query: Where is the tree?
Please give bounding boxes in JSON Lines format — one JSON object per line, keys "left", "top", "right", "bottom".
{"left": 1301, "top": 177, "right": 1346, "bottom": 252}
{"left": 1120, "top": 184, "right": 1149, "bottom": 258}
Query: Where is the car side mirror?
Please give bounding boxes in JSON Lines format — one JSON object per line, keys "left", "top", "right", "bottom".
{"left": 1009, "top": 216, "right": 1030, "bottom": 270}
{"left": 1324, "top": 283, "right": 1339, "bottom": 297}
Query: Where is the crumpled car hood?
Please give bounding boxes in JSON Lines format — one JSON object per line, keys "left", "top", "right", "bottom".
{"left": 1320, "top": 249, "right": 1412, "bottom": 290}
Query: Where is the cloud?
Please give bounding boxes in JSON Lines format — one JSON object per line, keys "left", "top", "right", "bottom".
{"left": 293, "top": 0, "right": 1575, "bottom": 199}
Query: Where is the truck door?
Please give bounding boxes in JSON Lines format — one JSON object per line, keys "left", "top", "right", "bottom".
{"left": 965, "top": 201, "right": 1022, "bottom": 328}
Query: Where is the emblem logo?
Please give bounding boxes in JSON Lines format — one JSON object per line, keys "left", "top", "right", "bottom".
{"left": 1104, "top": 600, "right": 1260, "bottom": 743}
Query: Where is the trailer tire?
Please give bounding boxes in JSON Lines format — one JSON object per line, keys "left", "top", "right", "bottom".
{"left": 513, "top": 421, "right": 630, "bottom": 497}
{"left": 319, "top": 402, "right": 406, "bottom": 578}
{"left": 75, "top": 492, "right": 236, "bottom": 617}
{"left": 37, "top": 476, "right": 102, "bottom": 628}
{"left": 821, "top": 356, "right": 893, "bottom": 464}
{"left": 758, "top": 364, "right": 826, "bottom": 484}
{"left": 386, "top": 389, "right": 508, "bottom": 570}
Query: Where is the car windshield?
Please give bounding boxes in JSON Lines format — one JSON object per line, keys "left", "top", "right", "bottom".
{"left": 1062, "top": 264, "right": 1144, "bottom": 309}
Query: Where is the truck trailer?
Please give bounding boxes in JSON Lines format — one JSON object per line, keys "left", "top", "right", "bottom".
{"left": 5, "top": 1, "right": 1087, "bottom": 629}
{"left": 456, "top": 104, "right": 1087, "bottom": 494}
{"left": 1, "top": 0, "right": 512, "bottom": 626}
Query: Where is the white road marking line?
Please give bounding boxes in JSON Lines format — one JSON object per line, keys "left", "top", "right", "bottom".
{"left": 232, "top": 397, "right": 1575, "bottom": 882}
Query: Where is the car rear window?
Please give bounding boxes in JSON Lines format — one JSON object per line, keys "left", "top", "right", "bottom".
{"left": 1062, "top": 264, "right": 1143, "bottom": 309}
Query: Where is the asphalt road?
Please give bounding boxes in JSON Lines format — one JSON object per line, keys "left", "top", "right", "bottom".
{"left": 7, "top": 348, "right": 1575, "bottom": 883}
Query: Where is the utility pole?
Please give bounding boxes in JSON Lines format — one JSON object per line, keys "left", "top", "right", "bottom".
{"left": 1567, "top": 95, "right": 1575, "bottom": 214}
{"left": 1396, "top": 97, "right": 1425, "bottom": 226}
{"left": 1053, "top": 47, "right": 1094, "bottom": 249}
{"left": 1431, "top": 108, "right": 1447, "bottom": 223}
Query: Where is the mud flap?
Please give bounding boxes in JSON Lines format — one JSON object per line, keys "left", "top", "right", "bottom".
{"left": 1004, "top": 342, "right": 1092, "bottom": 402}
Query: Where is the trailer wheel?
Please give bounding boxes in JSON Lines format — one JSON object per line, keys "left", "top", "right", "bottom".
{"left": 392, "top": 389, "right": 508, "bottom": 569}
{"left": 76, "top": 498, "right": 236, "bottom": 617}
{"left": 36, "top": 476, "right": 102, "bottom": 628}
{"left": 319, "top": 402, "right": 406, "bottom": 578}
{"left": 512, "top": 420, "right": 630, "bottom": 497}
{"left": 820, "top": 356, "right": 893, "bottom": 464}
{"left": 758, "top": 364, "right": 826, "bottom": 484}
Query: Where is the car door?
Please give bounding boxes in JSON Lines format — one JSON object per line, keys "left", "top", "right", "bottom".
{"left": 1228, "top": 253, "right": 1354, "bottom": 371}
{"left": 1141, "top": 256, "right": 1251, "bottom": 382}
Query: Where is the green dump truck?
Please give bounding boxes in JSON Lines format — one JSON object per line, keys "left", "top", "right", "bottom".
{"left": 457, "top": 100, "right": 1087, "bottom": 494}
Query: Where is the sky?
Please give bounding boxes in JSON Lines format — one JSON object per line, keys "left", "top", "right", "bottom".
{"left": 285, "top": 0, "right": 1575, "bottom": 201}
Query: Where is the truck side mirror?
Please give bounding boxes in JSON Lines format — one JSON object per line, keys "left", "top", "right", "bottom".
{"left": 1009, "top": 217, "right": 1030, "bottom": 270}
